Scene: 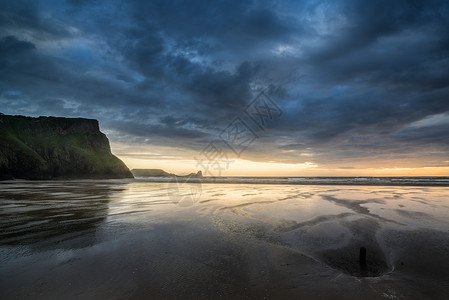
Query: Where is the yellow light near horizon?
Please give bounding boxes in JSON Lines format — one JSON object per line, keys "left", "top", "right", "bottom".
{"left": 118, "top": 155, "right": 449, "bottom": 177}
{"left": 118, "top": 156, "right": 319, "bottom": 176}
{"left": 370, "top": 167, "right": 449, "bottom": 177}
{"left": 111, "top": 142, "right": 449, "bottom": 177}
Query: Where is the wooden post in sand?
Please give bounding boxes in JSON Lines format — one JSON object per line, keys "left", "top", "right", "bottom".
{"left": 360, "top": 247, "right": 367, "bottom": 267}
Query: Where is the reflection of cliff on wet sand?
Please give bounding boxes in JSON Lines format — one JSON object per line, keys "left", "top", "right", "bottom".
{"left": 0, "top": 181, "right": 126, "bottom": 249}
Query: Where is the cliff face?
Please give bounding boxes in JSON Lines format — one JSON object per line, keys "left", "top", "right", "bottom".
{"left": 0, "top": 114, "right": 133, "bottom": 180}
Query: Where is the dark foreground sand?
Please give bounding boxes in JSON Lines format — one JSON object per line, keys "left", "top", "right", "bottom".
{"left": 0, "top": 181, "right": 448, "bottom": 299}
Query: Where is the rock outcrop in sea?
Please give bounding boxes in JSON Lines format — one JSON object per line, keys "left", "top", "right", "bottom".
{"left": 0, "top": 114, "right": 133, "bottom": 180}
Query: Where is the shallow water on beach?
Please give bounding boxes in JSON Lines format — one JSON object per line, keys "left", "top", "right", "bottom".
{"left": 1, "top": 180, "right": 448, "bottom": 299}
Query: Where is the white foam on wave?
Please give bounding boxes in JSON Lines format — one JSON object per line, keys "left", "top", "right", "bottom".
{"left": 135, "top": 176, "right": 449, "bottom": 186}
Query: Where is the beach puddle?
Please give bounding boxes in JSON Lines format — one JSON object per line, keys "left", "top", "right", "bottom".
{"left": 319, "top": 243, "right": 390, "bottom": 277}
{"left": 316, "top": 218, "right": 390, "bottom": 277}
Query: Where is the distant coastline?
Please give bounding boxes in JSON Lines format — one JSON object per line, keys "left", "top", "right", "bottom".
{"left": 131, "top": 169, "right": 202, "bottom": 178}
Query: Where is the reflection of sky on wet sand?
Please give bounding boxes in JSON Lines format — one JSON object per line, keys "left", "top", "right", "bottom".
{"left": 1, "top": 181, "right": 448, "bottom": 299}
{"left": 196, "top": 184, "right": 449, "bottom": 230}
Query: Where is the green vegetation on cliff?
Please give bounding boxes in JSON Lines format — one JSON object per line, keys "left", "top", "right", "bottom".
{"left": 0, "top": 114, "right": 133, "bottom": 180}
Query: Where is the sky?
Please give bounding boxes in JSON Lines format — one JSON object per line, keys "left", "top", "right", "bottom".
{"left": 1, "top": 0, "right": 449, "bottom": 176}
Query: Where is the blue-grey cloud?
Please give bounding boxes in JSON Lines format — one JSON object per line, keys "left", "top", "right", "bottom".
{"left": 0, "top": 0, "right": 448, "bottom": 168}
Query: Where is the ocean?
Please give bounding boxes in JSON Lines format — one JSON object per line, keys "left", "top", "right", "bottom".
{"left": 1, "top": 179, "right": 448, "bottom": 299}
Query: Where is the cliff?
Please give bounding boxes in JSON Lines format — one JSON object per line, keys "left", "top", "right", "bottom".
{"left": 0, "top": 114, "right": 133, "bottom": 180}
{"left": 131, "top": 169, "right": 202, "bottom": 178}
{"left": 131, "top": 169, "right": 175, "bottom": 177}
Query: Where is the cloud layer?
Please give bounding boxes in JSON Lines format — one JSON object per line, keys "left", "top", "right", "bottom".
{"left": 1, "top": 0, "right": 448, "bottom": 172}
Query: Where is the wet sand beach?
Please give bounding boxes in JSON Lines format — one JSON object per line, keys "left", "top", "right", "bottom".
{"left": 0, "top": 180, "right": 448, "bottom": 299}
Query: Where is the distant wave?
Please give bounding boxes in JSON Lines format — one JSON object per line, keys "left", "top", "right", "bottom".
{"left": 134, "top": 176, "right": 449, "bottom": 186}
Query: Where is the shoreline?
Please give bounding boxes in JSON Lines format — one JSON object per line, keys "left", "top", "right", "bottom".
{"left": 134, "top": 176, "right": 449, "bottom": 187}
{"left": 1, "top": 176, "right": 449, "bottom": 187}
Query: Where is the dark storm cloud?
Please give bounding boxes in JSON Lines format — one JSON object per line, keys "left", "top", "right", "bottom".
{"left": 0, "top": 0, "right": 448, "bottom": 167}
{"left": 0, "top": 0, "right": 74, "bottom": 39}
{"left": 121, "top": 0, "right": 299, "bottom": 50}
{"left": 0, "top": 35, "right": 35, "bottom": 59}
{"left": 307, "top": 0, "right": 448, "bottom": 62}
